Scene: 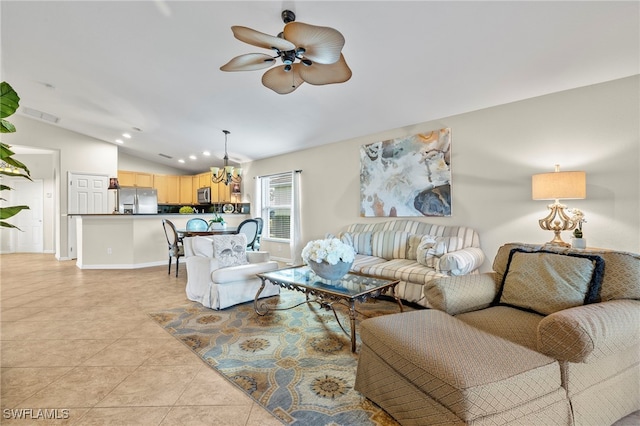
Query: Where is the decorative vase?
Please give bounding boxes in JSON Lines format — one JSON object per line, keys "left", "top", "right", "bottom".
{"left": 211, "top": 222, "right": 226, "bottom": 230}
{"left": 308, "top": 260, "right": 353, "bottom": 281}
{"left": 571, "top": 238, "right": 587, "bottom": 249}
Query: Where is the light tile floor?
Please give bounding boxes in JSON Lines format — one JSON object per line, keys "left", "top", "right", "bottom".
{"left": 1, "top": 254, "right": 638, "bottom": 425}
{"left": 1, "top": 253, "right": 282, "bottom": 425}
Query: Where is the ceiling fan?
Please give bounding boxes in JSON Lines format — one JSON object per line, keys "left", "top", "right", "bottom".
{"left": 220, "top": 10, "right": 352, "bottom": 95}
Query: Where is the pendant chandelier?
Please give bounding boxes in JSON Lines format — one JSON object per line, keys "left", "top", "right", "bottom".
{"left": 211, "top": 130, "right": 242, "bottom": 186}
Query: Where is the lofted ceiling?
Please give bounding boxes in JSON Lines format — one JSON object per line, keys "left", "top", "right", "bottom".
{"left": 1, "top": 1, "right": 638, "bottom": 174}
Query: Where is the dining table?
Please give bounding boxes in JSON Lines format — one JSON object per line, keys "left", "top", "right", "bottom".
{"left": 177, "top": 227, "right": 237, "bottom": 238}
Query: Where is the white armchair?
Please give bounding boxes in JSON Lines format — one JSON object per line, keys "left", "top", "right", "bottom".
{"left": 183, "top": 235, "right": 280, "bottom": 310}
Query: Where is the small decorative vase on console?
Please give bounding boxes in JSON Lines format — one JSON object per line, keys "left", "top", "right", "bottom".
{"left": 571, "top": 238, "right": 587, "bottom": 249}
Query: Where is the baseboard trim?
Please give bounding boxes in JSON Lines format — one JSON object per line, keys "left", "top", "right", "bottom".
{"left": 76, "top": 260, "right": 166, "bottom": 270}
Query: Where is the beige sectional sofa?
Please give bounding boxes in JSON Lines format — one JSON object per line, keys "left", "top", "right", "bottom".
{"left": 355, "top": 242, "right": 640, "bottom": 425}
{"left": 338, "top": 220, "right": 486, "bottom": 307}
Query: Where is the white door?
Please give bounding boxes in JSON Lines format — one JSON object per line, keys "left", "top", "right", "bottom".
{"left": 67, "top": 172, "right": 109, "bottom": 258}
{"left": 6, "top": 178, "right": 44, "bottom": 252}
{"left": 68, "top": 172, "right": 109, "bottom": 214}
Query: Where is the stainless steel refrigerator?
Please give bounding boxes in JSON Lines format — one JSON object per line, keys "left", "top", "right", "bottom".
{"left": 118, "top": 187, "right": 158, "bottom": 214}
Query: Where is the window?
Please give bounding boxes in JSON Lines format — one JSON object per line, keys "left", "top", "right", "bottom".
{"left": 261, "top": 173, "right": 292, "bottom": 240}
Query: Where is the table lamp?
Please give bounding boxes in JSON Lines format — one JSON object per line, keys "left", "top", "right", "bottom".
{"left": 108, "top": 177, "right": 120, "bottom": 214}
{"left": 532, "top": 164, "right": 586, "bottom": 246}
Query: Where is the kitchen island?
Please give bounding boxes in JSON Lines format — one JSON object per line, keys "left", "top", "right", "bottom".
{"left": 74, "top": 213, "right": 247, "bottom": 269}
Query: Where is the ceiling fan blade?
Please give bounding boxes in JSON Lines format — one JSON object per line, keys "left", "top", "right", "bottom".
{"left": 220, "top": 53, "right": 275, "bottom": 71}
{"left": 231, "top": 26, "right": 296, "bottom": 52}
{"left": 262, "top": 64, "right": 305, "bottom": 95}
{"left": 283, "top": 22, "right": 345, "bottom": 65}
{"left": 299, "top": 54, "right": 352, "bottom": 85}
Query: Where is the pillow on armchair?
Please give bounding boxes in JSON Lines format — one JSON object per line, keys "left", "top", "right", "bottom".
{"left": 212, "top": 234, "right": 249, "bottom": 268}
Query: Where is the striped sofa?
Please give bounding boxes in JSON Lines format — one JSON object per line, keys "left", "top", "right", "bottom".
{"left": 338, "top": 220, "right": 485, "bottom": 307}
{"left": 355, "top": 242, "right": 640, "bottom": 425}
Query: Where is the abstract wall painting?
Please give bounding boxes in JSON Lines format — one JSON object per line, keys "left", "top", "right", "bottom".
{"left": 360, "top": 127, "right": 451, "bottom": 217}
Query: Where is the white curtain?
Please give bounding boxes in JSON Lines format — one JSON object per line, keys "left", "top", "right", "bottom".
{"left": 289, "top": 170, "right": 302, "bottom": 265}
{"left": 253, "top": 176, "right": 262, "bottom": 220}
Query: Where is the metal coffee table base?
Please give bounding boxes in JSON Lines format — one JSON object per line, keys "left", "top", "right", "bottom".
{"left": 255, "top": 273, "right": 403, "bottom": 353}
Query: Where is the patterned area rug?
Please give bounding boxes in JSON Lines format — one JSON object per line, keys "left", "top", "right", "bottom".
{"left": 149, "top": 291, "right": 411, "bottom": 425}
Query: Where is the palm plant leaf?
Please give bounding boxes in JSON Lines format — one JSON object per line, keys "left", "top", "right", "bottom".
{"left": 0, "top": 82, "right": 20, "bottom": 121}
{"left": 1, "top": 205, "right": 30, "bottom": 220}
{"left": 0, "top": 143, "right": 31, "bottom": 176}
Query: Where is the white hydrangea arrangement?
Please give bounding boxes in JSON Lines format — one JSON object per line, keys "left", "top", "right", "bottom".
{"left": 301, "top": 238, "right": 355, "bottom": 265}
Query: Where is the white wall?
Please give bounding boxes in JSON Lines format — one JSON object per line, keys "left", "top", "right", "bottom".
{"left": 5, "top": 76, "right": 638, "bottom": 269}
{"left": 0, "top": 153, "right": 57, "bottom": 254}
{"left": 244, "top": 76, "right": 640, "bottom": 271}
{"left": 3, "top": 115, "right": 118, "bottom": 259}
{"left": 3, "top": 118, "right": 192, "bottom": 259}
{"left": 118, "top": 152, "right": 190, "bottom": 175}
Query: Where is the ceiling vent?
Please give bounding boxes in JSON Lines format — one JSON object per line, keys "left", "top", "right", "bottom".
{"left": 158, "top": 153, "right": 173, "bottom": 159}
{"left": 22, "top": 107, "right": 60, "bottom": 124}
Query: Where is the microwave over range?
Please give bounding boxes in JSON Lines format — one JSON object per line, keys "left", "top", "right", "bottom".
{"left": 197, "top": 187, "right": 211, "bottom": 204}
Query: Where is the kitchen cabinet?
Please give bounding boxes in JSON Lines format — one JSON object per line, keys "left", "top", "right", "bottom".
{"left": 179, "top": 175, "right": 194, "bottom": 204}
{"left": 216, "top": 180, "right": 242, "bottom": 203}
{"left": 198, "top": 172, "right": 211, "bottom": 189}
{"left": 118, "top": 169, "right": 241, "bottom": 205}
{"left": 154, "top": 174, "right": 180, "bottom": 204}
{"left": 118, "top": 170, "right": 153, "bottom": 187}
{"left": 218, "top": 181, "right": 231, "bottom": 202}
{"left": 196, "top": 172, "right": 218, "bottom": 202}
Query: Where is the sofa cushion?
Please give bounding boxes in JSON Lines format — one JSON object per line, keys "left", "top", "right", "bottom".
{"left": 371, "top": 230, "right": 410, "bottom": 260}
{"left": 350, "top": 254, "right": 387, "bottom": 274}
{"left": 340, "top": 231, "right": 373, "bottom": 256}
{"left": 596, "top": 251, "right": 640, "bottom": 301}
{"left": 405, "top": 234, "right": 423, "bottom": 260}
{"left": 416, "top": 235, "right": 464, "bottom": 268}
{"left": 498, "top": 249, "right": 604, "bottom": 315}
{"left": 212, "top": 234, "right": 249, "bottom": 268}
{"left": 359, "top": 258, "right": 442, "bottom": 285}
{"left": 438, "top": 247, "right": 486, "bottom": 276}
{"left": 493, "top": 243, "right": 639, "bottom": 302}
{"left": 456, "top": 306, "right": 544, "bottom": 351}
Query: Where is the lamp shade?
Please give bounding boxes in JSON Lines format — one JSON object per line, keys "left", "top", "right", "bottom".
{"left": 532, "top": 170, "right": 586, "bottom": 200}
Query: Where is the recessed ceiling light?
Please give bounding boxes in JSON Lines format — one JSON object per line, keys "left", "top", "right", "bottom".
{"left": 178, "top": 159, "right": 185, "bottom": 163}
{"left": 189, "top": 155, "right": 197, "bottom": 160}
{"left": 202, "top": 151, "right": 211, "bottom": 156}
{"left": 122, "top": 133, "right": 131, "bottom": 139}
{"left": 115, "top": 139, "right": 124, "bottom": 144}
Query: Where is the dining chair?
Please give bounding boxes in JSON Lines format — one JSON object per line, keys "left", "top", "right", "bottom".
{"left": 186, "top": 217, "right": 209, "bottom": 231}
{"left": 162, "top": 219, "right": 184, "bottom": 277}
{"left": 235, "top": 219, "right": 259, "bottom": 250}
{"left": 253, "top": 217, "right": 264, "bottom": 250}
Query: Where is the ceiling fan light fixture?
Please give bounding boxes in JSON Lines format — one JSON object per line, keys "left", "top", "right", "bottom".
{"left": 221, "top": 10, "right": 351, "bottom": 94}
{"left": 262, "top": 64, "right": 305, "bottom": 94}
{"left": 281, "top": 9, "right": 296, "bottom": 24}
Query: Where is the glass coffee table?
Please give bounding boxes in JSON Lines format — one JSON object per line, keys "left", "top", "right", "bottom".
{"left": 255, "top": 265, "right": 403, "bottom": 352}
